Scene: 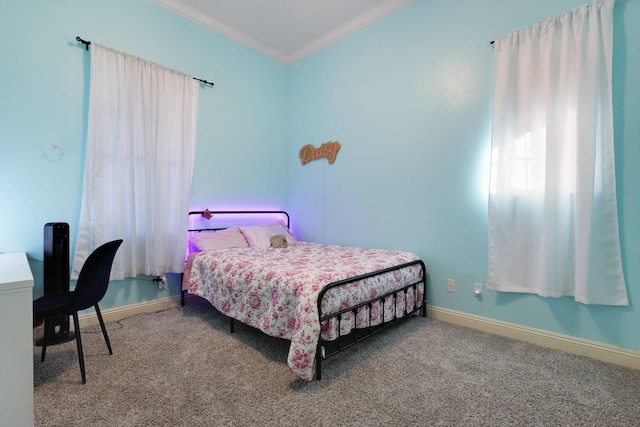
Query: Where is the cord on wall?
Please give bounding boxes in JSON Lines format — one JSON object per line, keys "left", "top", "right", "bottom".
{"left": 322, "top": 160, "right": 326, "bottom": 244}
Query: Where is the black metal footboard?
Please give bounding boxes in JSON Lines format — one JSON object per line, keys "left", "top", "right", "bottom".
{"left": 314, "top": 259, "right": 426, "bottom": 380}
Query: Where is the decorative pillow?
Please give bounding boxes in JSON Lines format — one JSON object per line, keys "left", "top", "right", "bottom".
{"left": 239, "top": 221, "right": 297, "bottom": 248}
{"left": 190, "top": 226, "right": 249, "bottom": 251}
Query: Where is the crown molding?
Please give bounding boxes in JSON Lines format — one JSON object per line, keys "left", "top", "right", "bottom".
{"left": 148, "top": 0, "right": 291, "bottom": 63}
{"left": 288, "top": 0, "right": 415, "bottom": 64}
{"left": 149, "top": 0, "right": 415, "bottom": 64}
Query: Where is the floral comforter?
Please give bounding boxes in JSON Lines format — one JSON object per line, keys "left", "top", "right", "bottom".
{"left": 182, "top": 242, "right": 424, "bottom": 381}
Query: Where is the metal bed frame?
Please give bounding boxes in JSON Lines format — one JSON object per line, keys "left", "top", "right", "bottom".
{"left": 315, "top": 259, "right": 426, "bottom": 379}
{"left": 181, "top": 210, "right": 427, "bottom": 380}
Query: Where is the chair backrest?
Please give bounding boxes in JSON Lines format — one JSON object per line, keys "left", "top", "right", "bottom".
{"left": 72, "top": 239, "right": 123, "bottom": 311}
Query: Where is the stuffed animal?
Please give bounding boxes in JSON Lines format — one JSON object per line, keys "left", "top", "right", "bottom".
{"left": 270, "top": 234, "right": 288, "bottom": 248}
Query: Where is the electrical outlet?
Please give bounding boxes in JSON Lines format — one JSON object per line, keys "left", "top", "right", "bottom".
{"left": 474, "top": 283, "right": 483, "bottom": 297}
{"left": 447, "top": 278, "right": 456, "bottom": 292}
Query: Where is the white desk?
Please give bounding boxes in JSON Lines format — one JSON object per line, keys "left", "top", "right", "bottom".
{"left": 0, "top": 253, "right": 34, "bottom": 427}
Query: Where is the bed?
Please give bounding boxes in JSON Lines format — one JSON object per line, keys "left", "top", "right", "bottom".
{"left": 181, "top": 210, "right": 426, "bottom": 381}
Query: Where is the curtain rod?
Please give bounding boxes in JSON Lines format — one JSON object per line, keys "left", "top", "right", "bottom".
{"left": 75, "top": 36, "right": 214, "bottom": 87}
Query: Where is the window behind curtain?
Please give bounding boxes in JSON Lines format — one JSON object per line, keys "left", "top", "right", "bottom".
{"left": 71, "top": 44, "right": 199, "bottom": 280}
{"left": 487, "top": 0, "right": 627, "bottom": 305}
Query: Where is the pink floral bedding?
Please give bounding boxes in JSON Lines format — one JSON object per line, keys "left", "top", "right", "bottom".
{"left": 182, "top": 242, "right": 424, "bottom": 381}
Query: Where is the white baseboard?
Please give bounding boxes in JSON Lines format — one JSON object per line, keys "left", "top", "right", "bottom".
{"left": 33, "top": 294, "right": 199, "bottom": 341}
{"left": 427, "top": 305, "right": 640, "bottom": 370}
{"left": 77, "top": 296, "right": 180, "bottom": 328}
{"left": 34, "top": 298, "right": 640, "bottom": 371}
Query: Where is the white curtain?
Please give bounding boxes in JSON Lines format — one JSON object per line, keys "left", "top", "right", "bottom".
{"left": 488, "top": 0, "right": 627, "bottom": 305}
{"left": 72, "top": 44, "right": 199, "bottom": 280}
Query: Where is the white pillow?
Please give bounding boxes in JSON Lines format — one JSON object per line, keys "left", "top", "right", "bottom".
{"left": 190, "top": 226, "right": 249, "bottom": 251}
{"left": 239, "top": 221, "right": 297, "bottom": 248}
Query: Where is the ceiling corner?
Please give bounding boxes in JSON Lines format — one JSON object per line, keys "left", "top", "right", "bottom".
{"left": 287, "top": 0, "right": 416, "bottom": 63}
{"left": 148, "top": 0, "right": 416, "bottom": 65}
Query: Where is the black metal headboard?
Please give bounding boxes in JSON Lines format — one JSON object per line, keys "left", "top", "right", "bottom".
{"left": 188, "top": 210, "right": 290, "bottom": 232}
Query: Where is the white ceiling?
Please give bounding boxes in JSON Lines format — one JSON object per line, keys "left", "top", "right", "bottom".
{"left": 149, "top": 0, "right": 415, "bottom": 64}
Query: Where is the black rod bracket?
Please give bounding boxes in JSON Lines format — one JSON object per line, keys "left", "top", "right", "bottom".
{"left": 76, "top": 36, "right": 90, "bottom": 50}
{"left": 193, "top": 77, "right": 215, "bottom": 87}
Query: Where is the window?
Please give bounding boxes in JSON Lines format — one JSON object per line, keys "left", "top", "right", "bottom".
{"left": 487, "top": 0, "right": 627, "bottom": 306}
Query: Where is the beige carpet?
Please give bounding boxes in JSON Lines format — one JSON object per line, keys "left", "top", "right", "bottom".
{"left": 33, "top": 298, "right": 640, "bottom": 426}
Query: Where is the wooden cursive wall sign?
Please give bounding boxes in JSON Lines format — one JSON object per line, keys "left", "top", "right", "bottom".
{"left": 299, "top": 141, "right": 341, "bottom": 165}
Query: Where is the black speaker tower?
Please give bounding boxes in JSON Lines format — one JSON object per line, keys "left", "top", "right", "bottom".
{"left": 40, "top": 222, "right": 74, "bottom": 344}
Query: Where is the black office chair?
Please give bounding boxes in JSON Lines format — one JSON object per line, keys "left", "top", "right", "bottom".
{"left": 34, "top": 239, "right": 123, "bottom": 384}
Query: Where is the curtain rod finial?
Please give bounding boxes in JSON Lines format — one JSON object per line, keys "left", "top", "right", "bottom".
{"left": 76, "top": 36, "right": 90, "bottom": 50}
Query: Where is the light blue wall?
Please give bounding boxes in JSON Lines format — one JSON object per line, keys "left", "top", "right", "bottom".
{"left": 288, "top": 0, "right": 640, "bottom": 351}
{"left": 2, "top": 0, "right": 639, "bottom": 353}
{"left": 0, "top": 0, "right": 289, "bottom": 304}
